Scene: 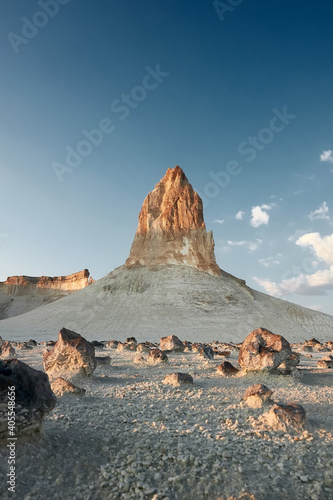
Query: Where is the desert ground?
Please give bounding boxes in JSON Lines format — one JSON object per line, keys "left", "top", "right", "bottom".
{"left": 1, "top": 339, "right": 333, "bottom": 500}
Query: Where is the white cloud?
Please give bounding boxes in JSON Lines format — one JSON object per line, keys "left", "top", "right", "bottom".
{"left": 255, "top": 231, "right": 333, "bottom": 297}
{"left": 250, "top": 204, "right": 274, "bottom": 228}
{"left": 235, "top": 211, "right": 245, "bottom": 220}
{"left": 255, "top": 268, "right": 333, "bottom": 297}
{"left": 296, "top": 232, "right": 333, "bottom": 266}
{"left": 320, "top": 150, "right": 333, "bottom": 163}
{"left": 227, "top": 239, "right": 262, "bottom": 252}
{"left": 259, "top": 256, "right": 281, "bottom": 268}
{"left": 308, "top": 202, "right": 330, "bottom": 221}
{"left": 248, "top": 239, "right": 262, "bottom": 252}
{"left": 213, "top": 219, "right": 224, "bottom": 224}
{"left": 288, "top": 229, "right": 310, "bottom": 242}
{"left": 253, "top": 277, "right": 282, "bottom": 296}
{"left": 227, "top": 240, "right": 246, "bottom": 247}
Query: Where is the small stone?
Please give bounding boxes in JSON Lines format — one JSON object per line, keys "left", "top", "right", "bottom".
{"left": 198, "top": 345, "right": 214, "bottom": 360}
{"left": 216, "top": 361, "right": 239, "bottom": 377}
{"left": 163, "top": 372, "right": 193, "bottom": 387}
{"left": 160, "top": 335, "right": 184, "bottom": 352}
{"left": 243, "top": 384, "right": 273, "bottom": 408}
{"left": 51, "top": 377, "right": 86, "bottom": 397}
{"left": 147, "top": 348, "right": 168, "bottom": 364}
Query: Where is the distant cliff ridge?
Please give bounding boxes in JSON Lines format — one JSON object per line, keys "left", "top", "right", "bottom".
{"left": 0, "top": 270, "right": 95, "bottom": 320}
{"left": 0, "top": 270, "right": 95, "bottom": 296}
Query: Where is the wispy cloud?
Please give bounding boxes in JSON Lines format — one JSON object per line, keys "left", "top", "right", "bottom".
{"left": 254, "top": 231, "right": 333, "bottom": 297}
{"left": 308, "top": 201, "right": 330, "bottom": 222}
{"left": 259, "top": 256, "right": 281, "bottom": 268}
{"left": 320, "top": 150, "right": 333, "bottom": 164}
{"left": 213, "top": 219, "right": 224, "bottom": 224}
{"left": 235, "top": 210, "right": 245, "bottom": 220}
{"left": 227, "top": 239, "right": 262, "bottom": 252}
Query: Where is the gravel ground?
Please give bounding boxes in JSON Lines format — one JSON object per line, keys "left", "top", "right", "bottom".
{"left": 1, "top": 345, "right": 333, "bottom": 500}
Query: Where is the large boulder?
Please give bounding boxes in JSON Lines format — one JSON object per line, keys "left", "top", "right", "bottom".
{"left": 43, "top": 328, "right": 96, "bottom": 380}
{"left": 160, "top": 335, "right": 185, "bottom": 352}
{"left": 0, "top": 359, "right": 56, "bottom": 439}
{"left": 238, "top": 327, "right": 292, "bottom": 372}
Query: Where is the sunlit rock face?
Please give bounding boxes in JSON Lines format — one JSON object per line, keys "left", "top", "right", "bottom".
{"left": 0, "top": 270, "right": 94, "bottom": 296}
{"left": 126, "top": 166, "right": 221, "bottom": 276}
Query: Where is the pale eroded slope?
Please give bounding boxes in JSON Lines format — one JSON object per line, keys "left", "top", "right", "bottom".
{"left": 0, "top": 265, "right": 332, "bottom": 343}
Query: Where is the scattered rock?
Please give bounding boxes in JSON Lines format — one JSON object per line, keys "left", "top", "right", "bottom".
{"left": 216, "top": 361, "right": 239, "bottom": 377}
{"left": 198, "top": 345, "right": 214, "bottom": 359}
{"left": 0, "top": 359, "right": 56, "bottom": 439}
{"left": 43, "top": 328, "right": 96, "bottom": 380}
{"left": 160, "top": 335, "right": 185, "bottom": 352}
{"left": 163, "top": 372, "right": 193, "bottom": 387}
{"left": 278, "top": 352, "right": 301, "bottom": 374}
{"left": 263, "top": 402, "right": 308, "bottom": 432}
{"left": 243, "top": 384, "right": 273, "bottom": 408}
{"left": 317, "top": 354, "right": 333, "bottom": 369}
{"left": 137, "top": 343, "right": 150, "bottom": 353}
{"left": 147, "top": 348, "right": 168, "bottom": 364}
{"left": 16, "top": 342, "right": 33, "bottom": 350}
{"left": 134, "top": 354, "right": 145, "bottom": 364}
{"left": 95, "top": 356, "right": 111, "bottom": 365}
{"left": 51, "top": 377, "right": 86, "bottom": 397}
{"left": 303, "top": 345, "right": 313, "bottom": 352}
{"left": 307, "top": 338, "right": 321, "bottom": 347}
{"left": 126, "top": 337, "right": 137, "bottom": 344}
{"left": 91, "top": 340, "right": 105, "bottom": 349}
{"left": 1, "top": 341, "right": 15, "bottom": 358}
{"left": 214, "top": 350, "right": 231, "bottom": 357}
{"left": 117, "top": 342, "right": 131, "bottom": 351}
{"left": 105, "top": 340, "right": 119, "bottom": 348}
{"left": 238, "top": 327, "right": 292, "bottom": 372}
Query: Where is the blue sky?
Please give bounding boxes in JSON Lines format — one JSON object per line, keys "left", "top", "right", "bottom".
{"left": 1, "top": 0, "right": 333, "bottom": 314}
